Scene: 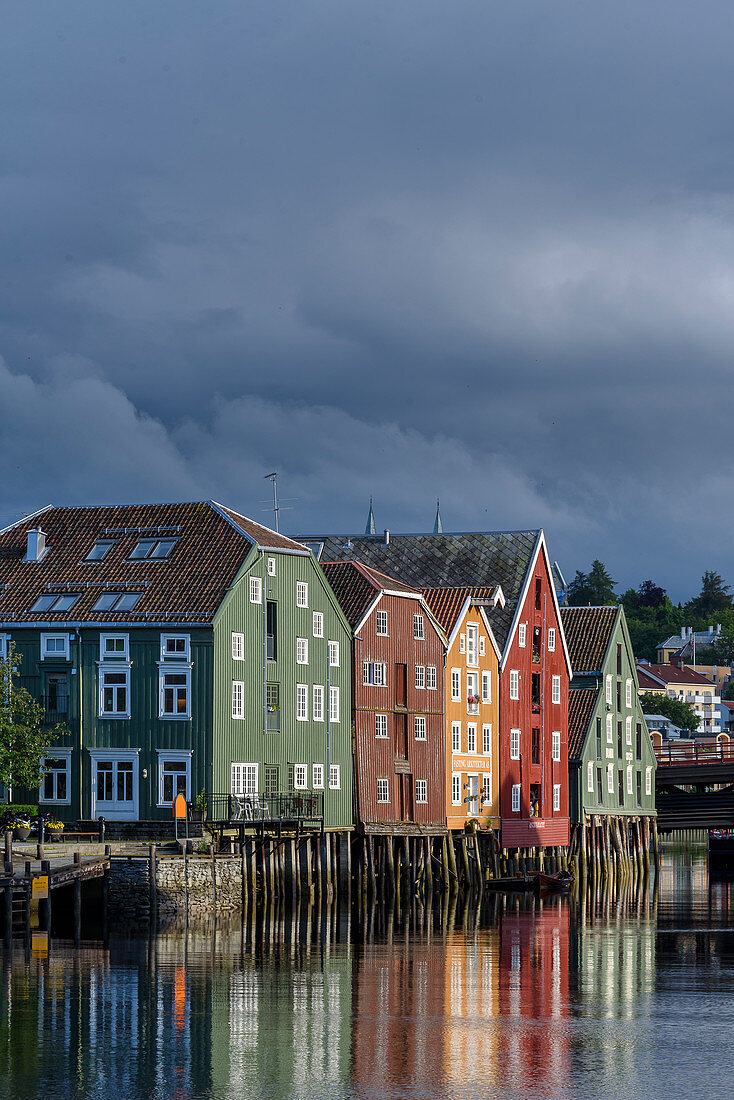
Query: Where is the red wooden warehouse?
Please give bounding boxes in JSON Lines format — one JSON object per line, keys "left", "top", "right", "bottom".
{"left": 321, "top": 562, "right": 447, "bottom": 833}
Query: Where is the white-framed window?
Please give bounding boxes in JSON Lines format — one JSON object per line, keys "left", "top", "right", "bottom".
{"left": 518, "top": 623, "right": 527, "bottom": 648}
{"left": 294, "top": 764, "right": 308, "bottom": 790}
{"left": 160, "top": 634, "right": 190, "bottom": 661}
{"left": 605, "top": 675, "right": 613, "bottom": 705}
{"left": 414, "top": 716, "right": 427, "bottom": 740}
{"left": 467, "top": 671, "right": 479, "bottom": 714}
{"left": 231, "top": 680, "right": 245, "bottom": 719}
{"left": 553, "top": 783, "right": 560, "bottom": 812}
{"left": 362, "top": 661, "right": 386, "bottom": 686}
{"left": 40, "top": 749, "right": 72, "bottom": 804}
{"left": 483, "top": 724, "right": 492, "bottom": 754}
{"left": 452, "top": 773, "right": 462, "bottom": 805}
{"left": 645, "top": 766, "right": 652, "bottom": 796}
{"left": 250, "top": 577, "right": 262, "bottom": 604}
{"left": 413, "top": 614, "right": 424, "bottom": 640}
{"left": 312, "top": 763, "right": 324, "bottom": 789}
{"left": 551, "top": 675, "right": 561, "bottom": 704}
{"left": 267, "top": 557, "right": 276, "bottom": 576}
{"left": 100, "top": 633, "right": 128, "bottom": 661}
{"left": 479, "top": 637, "right": 485, "bottom": 656}
{"left": 626, "top": 716, "right": 632, "bottom": 745}
{"left": 296, "top": 684, "right": 308, "bottom": 721}
{"left": 328, "top": 640, "right": 340, "bottom": 667}
{"left": 312, "top": 611, "right": 324, "bottom": 638}
{"left": 587, "top": 760, "right": 594, "bottom": 793}
{"left": 377, "top": 778, "right": 390, "bottom": 803}
{"left": 466, "top": 623, "right": 478, "bottom": 667}
{"left": 552, "top": 731, "right": 561, "bottom": 761}
{"left": 313, "top": 684, "right": 324, "bottom": 721}
{"left": 511, "top": 784, "right": 521, "bottom": 813}
{"left": 296, "top": 637, "right": 308, "bottom": 664}
{"left": 452, "top": 723, "right": 461, "bottom": 752}
{"left": 548, "top": 628, "right": 556, "bottom": 652}
{"left": 510, "top": 728, "right": 520, "bottom": 760}
{"left": 231, "top": 763, "right": 258, "bottom": 795}
{"left": 459, "top": 634, "right": 466, "bottom": 653}
{"left": 329, "top": 685, "right": 340, "bottom": 722}
{"left": 296, "top": 581, "right": 308, "bottom": 608}
{"left": 0, "top": 634, "right": 7, "bottom": 660}
{"left": 451, "top": 669, "right": 461, "bottom": 701}
{"left": 329, "top": 764, "right": 341, "bottom": 789}
{"left": 415, "top": 665, "right": 425, "bottom": 689}
{"left": 157, "top": 750, "right": 192, "bottom": 807}
{"left": 467, "top": 724, "right": 476, "bottom": 753}
{"left": 625, "top": 679, "right": 633, "bottom": 708}
{"left": 376, "top": 610, "right": 388, "bottom": 635}
{"left": 40, "top": 634, "right": 70, "bottom": 661}
{"left": 606, "top": 713, "right": 613, "bottom": 743}
{"left": 231, "top": 632, "right": 244, "bottom": 661}
{"left": 482, "top": 774, "right": 492, "bottom": 804}
{"left": 509, "top": 670, "right": 519, "bottom": 700}
{"left": 607, "top": 763, "right": 614, "bottom": 794}
{"left": 426, "top": 666, "right": 437, "bottom": 689}
{"left": 159, "top": 669, "right": 191, "bottom": 718}
{"left": 482, "top": 671, "right": 491, "bottom": 703}
{"left": 376, "top": 713, "right": 388, "bottom": 738}
{"left": 415, "top": 779, "right": 427, "bottom": 804}
{"left": 99, "top": 668, "right": 130, "bottom": 718}
{"left": 627, "top": 765, "right": 633, "bottom": 795}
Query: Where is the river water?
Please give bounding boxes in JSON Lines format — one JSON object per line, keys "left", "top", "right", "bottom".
{"left": 1, "top": 843, "right": 733, "bottom": 1100}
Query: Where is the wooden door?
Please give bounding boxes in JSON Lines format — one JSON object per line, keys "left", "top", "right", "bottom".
{"left": 395, "top": 663, "right": 407, "bottom": 707}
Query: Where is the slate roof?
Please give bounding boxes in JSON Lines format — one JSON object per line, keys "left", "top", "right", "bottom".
{"left": 636, "top": 662, "right": 717, "bottom": 689}
{"left": 303, "top": 530, "right": 541, "bottom": 650}
{"left": 560, "top": 605, "right": 618, "bottom": 674}
{"left": 422, "top": 586, "right": 498, "bottom": 637}
{"left": 0, "top": 501, "right": 305, "bottom": 625}
{"left": 320, "top": 561, "right": 419, "bottom": 629}
{"left": 568, "top": 688, "right": 597, "bottom": 760}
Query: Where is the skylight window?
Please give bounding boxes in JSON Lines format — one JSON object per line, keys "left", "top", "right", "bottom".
{"left": 31, "top": 593, "right": 80, "bottom": 613}
{"left": 129, "top": 538, "right": 178, "bottom": 561}
{"left": 85, "top": 539, "right": 116, "bottom": 561}
{"left": 92, "top": 592, "right": 141, "bottom": 612}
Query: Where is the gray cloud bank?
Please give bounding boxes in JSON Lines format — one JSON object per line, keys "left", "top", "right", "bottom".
{"left": 2, "top": 0, "right": 734, "bottom": 599}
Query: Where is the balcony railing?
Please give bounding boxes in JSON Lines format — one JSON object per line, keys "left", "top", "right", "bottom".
{"left": 655, "top": 741, "right": 734, "bottom": 765}
{"left": 266, "top": 708, "right": 281, "bottom": 732}
{"left": 203, "top": 791, "right": 324, "bottom": 824}
{"left": 41, "top": 696, "right": 68, "bottom": 725}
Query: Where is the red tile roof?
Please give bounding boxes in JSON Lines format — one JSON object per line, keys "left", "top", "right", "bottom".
{"left": 213, "top": 503, "right": 307, "bottom": 551}
{"left": 0, "top": 501, "right": 301, "bottom": 624}
{"left": 422, "top": 587, "right": 498, "bottom": 635}
{"left": 320, "top": 561, "right": 419, "bottom": 628}
{"left": 636, "top": 662, "right": 716, "bottom": 688}
{"left": 568, "top": 688, "right": 597, "bottom": 759}
{"left": 560, "top": 606, "right": 618, "bottom": 674}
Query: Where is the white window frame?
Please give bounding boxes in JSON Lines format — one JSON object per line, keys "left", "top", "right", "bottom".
{"left": 39, "top": 748, "right": 72, "bottom": 805}
{"left": 413, "top": 614, "right": 425, "bottom": 640}
{"left": 329, "top": 764, "right": 340, "bottom": 789}
{"left": 451, "top": 669, "right": 461, "bottom": 702}
{"left": 375, "top": 713, "right": 388, "bottom": 738}
{"left": 509, "top": 670, "right": 519, "bottom": 700}
{"left": 376, "top": 610, "right": 388, "bottom": 635}
{"left": 250, "top": 576, "right": 263, "bottom": 604}
{"left": 312, "top": 611, "right": 324, "bottom": 638}
{"left": 426, "top": 666, "right": 437, "bottom": 690}
{"left": 553, "top": 783, "right": 561, "bottom": 812}
{"left": 312, "top": 763, "right": 325, "bottom": 789}
{"left": 626, "top": 716, "right": 633, "bottom": 745}
{"left": 452, "top": 722, "right": 461, "bottom": 753}
{"left": 414, "top": 715, "right": 427, "bottom": 740}
{"left": 518, "top": 623, "right": 527, "bottom": 648}
{"left": 231, "top": 762, "right": 258, "bottom": 795}
{"left": 0, "top": 634, "right": 7, "bottom": 660}
{"left": 551, "top": 731, "right": 561, "bottom": 762}
{"left": 160, "top": 634, "right": 190, "bottom": 661}
{"left": 466, "top": 623, "right": 479, "bottom": 667}
{"left": 313, "top": 684, "right": 324, "bottom": 722}
{"left": 377, "top": 778, "right": 390, "bottom": 803}
{"left": 482, "top": 724, "right": 492, "bottom": 755}
{"left": 40, "top": 634, "right": 70, "bottom": 661}
{"left": 645, "top": 766, "right": 652, "bottom": 796}
{"left": 511, "top": 783, "right": 521, "bottom": 813}
{"left": 452, "top": 773, "right": 462, "bottom": 806}
{"left": 607, "top": 763, "right": 615, "bottom": 794}
{"left": 548, "top": 628, "right": 556, "bottom": 652}
{"left": 482, "top": 671, "right": 491, "bottom": 703}
{"left": 296, "top": 683, "right": 308, "bottom": 721}
{"left": 100, "top": 633, "right": 129, "bottom": 661}
{"left": 415, "top": 779, "right": 428, "bottom": 804}
{"left": 415, "top": 665, "right": 425, "bottom": 689}
{"left": 90, "top": 747, "right": 140, "bottom": 821}
{"left": 157, "top": 749, "right": 193, "bottom": 808}
{"left": 362, "top": 661, "right": 386, "bottom": 686}
{"left": 459, "top": 634, "right": 466, "bottom": 653}
{"left": 606, "top": 675, "right": 613, "bottom": 705}
{"left": 627, "top": 765, "right": 633, "bottom": 795}
{"left": 510, "top": 728, "right": 520, "bottom": 760}
{"left": 328, "top": 640, "right": 340, "bottom": 667}
{"left": 296, "top": 581, "right": 308, "bottom": 608}
{"left": 231, "top": 632, "right": 245, "bottom": 661}
{"left": 267, "top": 557, "right": 276, "bottom": 576}
{"left": 159, "top": 667, "right": 191, "bottom": 719}
{"left": 606, "top": 713, "right": 613, "bottom": 743}
{"left": 329, "top": 685, "right": 340, "bottom": 723}
{"left": 467, "top": 671, "right": 479, "bottom": 714}
{"left": 482, "top": 774, "right": 492, "bottom": 804}
{"left": 479, "top": 637, "right": 485, "bottom": 656}
{"left": 296, "top": 637, "right": 309, "bottom": 665}
{"left": 294, "top": 764, "right": 308, "bottom": 790}
{"left": 232, "top": 680, "right": 245, "bottom": 719}
{"left": 99, "top": 666, "right": 131, "bottom": 719}
{"left": 467, "top": 723, "right": 477, "bottom": 753}
{"left": 587, "top": 760, "right": 595, "bottom": 793}
{"left": 625, "top": 679, "right": 633, "bottom": 708}
{"left": 551, "top": 675, "right": 561, "bottom": 704}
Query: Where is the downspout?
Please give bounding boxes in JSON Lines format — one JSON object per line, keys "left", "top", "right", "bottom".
{"left": 541, "top": 593, "right": 547, "bottom": 818}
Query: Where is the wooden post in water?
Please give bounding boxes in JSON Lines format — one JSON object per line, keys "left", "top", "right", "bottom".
{"left": 3, "top": 860, "right": 12, "bottom": 943}
{"left": 73, "top": 851, "right": 82, "bottom": 940}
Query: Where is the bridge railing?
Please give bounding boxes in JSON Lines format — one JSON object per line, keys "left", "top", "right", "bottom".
{"left": 654, "top": 741, "right": 734, "bottom": 766}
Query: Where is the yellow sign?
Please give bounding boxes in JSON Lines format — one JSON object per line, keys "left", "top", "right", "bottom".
{"left": 32, "top": 875, "right": 49, "bottom": 900}
{"left": 31, "top": 931, "right": 48, "bottom": 959}
{"left": 173, "top": 793, "right": 187, "bottom": 820}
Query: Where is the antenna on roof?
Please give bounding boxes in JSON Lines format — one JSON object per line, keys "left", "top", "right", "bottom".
{"left": 365, "top": 497, "right": 376, "bottom": 536}
{"left": 264, "top": 472, "right": 280, "bottom": 532}
{"left": 433, "top": 498, "right": 443, "bottom": 535}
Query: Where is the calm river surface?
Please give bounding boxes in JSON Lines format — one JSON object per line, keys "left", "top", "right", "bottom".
{"left": 2, "top": 844, "right": 733, "bottom": 1100}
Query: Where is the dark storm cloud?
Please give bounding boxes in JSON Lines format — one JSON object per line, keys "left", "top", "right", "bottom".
{"left": 2, "top": 0, "right": 734, "bottom": 598}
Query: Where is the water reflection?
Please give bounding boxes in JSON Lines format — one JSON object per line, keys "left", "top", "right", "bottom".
{"left": 4, "top": 853, "right": 734, "bottom": 1100}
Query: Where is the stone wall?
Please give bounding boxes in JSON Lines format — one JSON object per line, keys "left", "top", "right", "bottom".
{"left": 108, "top": 854, "right": 245, "bottom": 926}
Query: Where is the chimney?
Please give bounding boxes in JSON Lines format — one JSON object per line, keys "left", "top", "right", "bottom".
{"left": 709, "top": 625, "right": 714, "bottom": 634}
{"left": 383, "top": 529, "right": 390, "bottom": 546}
{"left": 717, "top": 624, "right": 722, "bottom": 634}
{"left": 25, "top": 528, "right": 46, "bottom": 562}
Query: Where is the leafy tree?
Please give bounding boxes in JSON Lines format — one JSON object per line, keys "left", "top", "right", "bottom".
{"left": 567, "top": 560, "right": 617, "bottom": 606}
{"left": 723, "top": 679, "right": 734, "bottom": 701}
{"left": 687, "top": 571, "right": 733, "bottom": 618}
{"left": 0, "top": 648, "right": 54, "bottom": 791}
{"left": 636, "top": 579, "right": 667, "bottom": 609}
{"left": 639, "top": 691, "right": 700, "bottom": 733}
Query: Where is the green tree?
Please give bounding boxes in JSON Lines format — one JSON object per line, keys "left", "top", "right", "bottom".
{"left": 639, "top": 691, "right": 700, "bottom": 733}
{"left": 567, "top": 560, "right": 617, "bottom": 606}
{"left": 687, "top": 571, "right": 733, "bottom": 618}
{"left": 0, "top": 648, "right": 53, "bottom": 791}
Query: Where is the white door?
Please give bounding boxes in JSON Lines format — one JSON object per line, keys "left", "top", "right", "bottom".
{"left": 91, "top": 752, "right": 139, "bottom": 820}
{"left": 467, "top": 774, "right": 479, "bottom": 817}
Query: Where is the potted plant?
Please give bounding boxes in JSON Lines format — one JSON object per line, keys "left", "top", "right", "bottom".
{"left": 10, "top": 816, "right": 31, "bottom": 841}
{"left": 45, "top": 820, "right": 65, "bottom": 841}
{"left": 190, "top": 789, "right": 208, "bottom": 823}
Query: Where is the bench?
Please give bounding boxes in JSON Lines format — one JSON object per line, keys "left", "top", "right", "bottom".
{"left": 49, "top": 831, "right": 103, "bottom": 843}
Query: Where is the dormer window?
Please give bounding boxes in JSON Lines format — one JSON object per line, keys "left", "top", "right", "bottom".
{"left": 129, "top": 537, "right": 178, "bottom": 561}
{"left": 92, "top": 592, "right": 141, "bottom": 613}
{"left": 85, "top": 539, "right": 116, "bottom": 561}
{"left": 31, "top": 593, "right": 80, "bottom": 614}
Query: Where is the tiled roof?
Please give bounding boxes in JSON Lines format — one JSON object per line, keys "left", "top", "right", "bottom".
{"left": 213, "top": 503, "right": 307, "bottom": 551}
{"left": 306, "top": 530, "right": 541, "bottom": 649}
{"left": 320, "top": 561, "right": 419, "bottom": 628}
{"left": 568, "top": 688, "right": 597, "bottom": 759}
{"left": 0, "top": 501, "right": 295, "bottom": 624}
{"left": 637, "top": 666, "right": 664, "bottom": 690}
{"left": 422, "top": 586, "right": 498, "bottom": 636}
{"left": 636, "top": 662, "right": 717, "bottom": 688}
{"left": 560, "top": 605, "right": 618, "bottom": 674}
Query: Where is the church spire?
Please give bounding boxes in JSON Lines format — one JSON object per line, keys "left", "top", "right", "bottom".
{"left": 433, "top": 498, "right": 443, "bottom": 535}
{"left": 365, "top": 497, "right": 376, "bottom": 536}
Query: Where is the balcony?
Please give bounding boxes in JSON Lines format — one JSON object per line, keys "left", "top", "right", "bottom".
{"left": 41, "top": 696, "right": 68, "bottom": 725}
{"left": 203, "top": 791, "right": 324, "bottom": 827}
{"left": 266, "top": 706, "right": 281, "bottom": 732}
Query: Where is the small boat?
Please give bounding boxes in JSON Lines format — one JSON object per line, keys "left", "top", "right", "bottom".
{"left": 485, "top": 873, "right": 536, "bottom": 891}
{"left": 708, "top": 829, "right": 734, "bottom": 860}
{"left": 534, "top": 871, "right": 572, "bottom": 891}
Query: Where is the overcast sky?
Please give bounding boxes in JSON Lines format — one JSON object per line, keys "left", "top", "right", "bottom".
{"left": 2, "top": 1, "right": 733, "bottom": 600}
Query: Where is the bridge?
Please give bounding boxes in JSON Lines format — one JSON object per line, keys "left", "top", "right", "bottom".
{"left": 655, "top": 742, "right": 734, "bottom": 831}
